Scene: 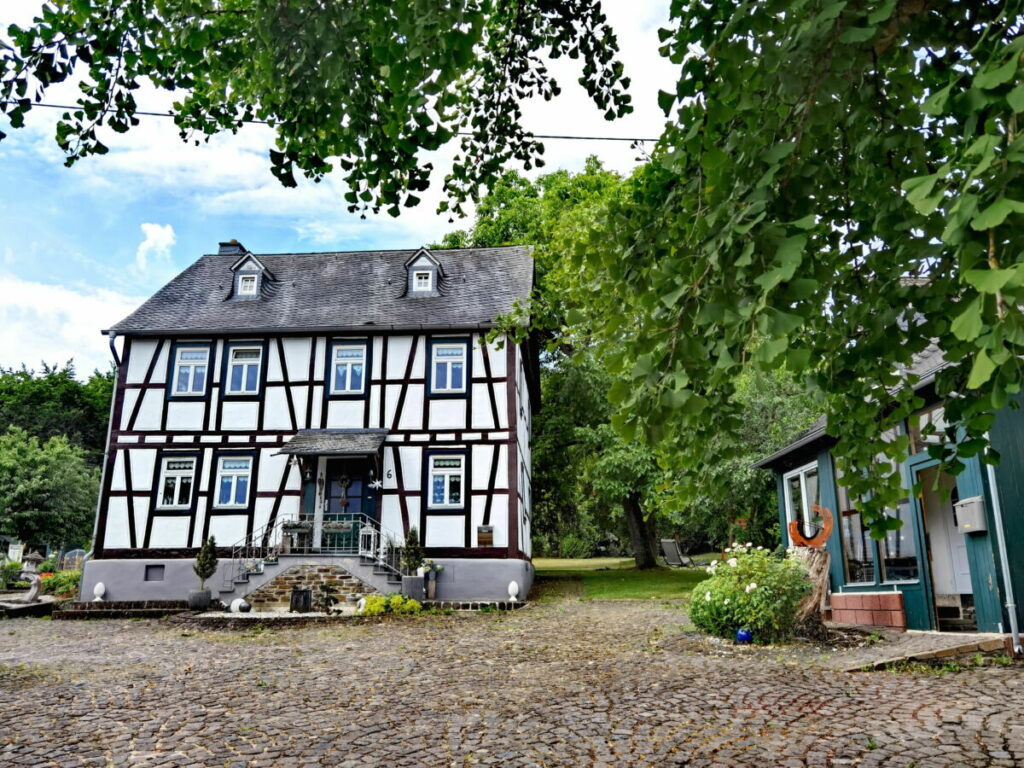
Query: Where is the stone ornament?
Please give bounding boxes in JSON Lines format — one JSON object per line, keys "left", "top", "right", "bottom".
{"left": 230, "top": 598, "right": 252, "bottom": 613}
{"left": 508, "top": 580, "right": 520, "bottom": 603}
{"left": 93, "top": 582, "right": 106, "bottom": 602}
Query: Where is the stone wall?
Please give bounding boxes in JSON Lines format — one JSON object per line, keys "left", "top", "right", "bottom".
{"left": 246, "top": 565, "right": 374, "bottom": 609}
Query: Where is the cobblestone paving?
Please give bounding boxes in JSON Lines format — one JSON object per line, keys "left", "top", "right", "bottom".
{"left": 2, "top": 601, "right": 1023, "bottom": 767}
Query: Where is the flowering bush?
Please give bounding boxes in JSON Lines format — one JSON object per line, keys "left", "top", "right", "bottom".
{"left": 359, "top": 593, "right": 423, "bottom": 617}
{"left": 41, "top": 570, "right": 81, "bottom": 598}
{"left": 688, "top": 543, "right": 811, "bottom": 644}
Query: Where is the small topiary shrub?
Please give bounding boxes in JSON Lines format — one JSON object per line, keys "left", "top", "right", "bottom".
{"left": 688, "top": 543, "right": 811, "bottom": 644}
{"left": 359, "top": 593, "right": 423, "bottom": 617}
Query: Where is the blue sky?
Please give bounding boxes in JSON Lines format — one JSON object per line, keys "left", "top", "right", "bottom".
{"left": 0, "top": 1, "right": 676, "bottom": 375}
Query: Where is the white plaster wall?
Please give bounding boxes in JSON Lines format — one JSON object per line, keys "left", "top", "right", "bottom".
{"left": 429, "top": 398, "right": 465, "bottom": 430}
{"left": 258, "top": 451, "right": 290, "bottom": 492}
{"left": 488, "top": 496, "right": 509, "bottom": 547}
{"left": 488, "top": 338, "right": 507, "bottom": 378}
{"left": 383, "top": 384, "right": 402, "bottom": 428}
{"left": 387, "top": 336, "right": 413, "bottom": 378}
{"left": 134, "top": 449, "right": 157, "bottom": 489}
{"left": 398, "top": 386, "right": 425, "bottom": 430}
{"left": 150, "top": 516, "right": 189, "bottom": 548}
{"left": 126, "top": 340, "right": 159, "bottom": 383}
{"left": 166, "top": 401, "right": 205, "bottom": 431}
{"left": 425, "top": 515, "right": 463, "bottom": 547}
{"left": 326, "top": 399, "right": 365, "bottom": 428}
{"left": 399, "top": 446, "right": 423, "bottom": 491}
{"left": 134, "top": 498, "right": 150, "bottom": 547}
{"left": 220, "top": 401, "right": 259, "bottom": 430}
{"left": 134, "top": 391, "right": 164, "bottom": 431}
{"left": 207, "top": 516, "right": 248, "bottom": 546}
{"left": 110, "top": 450, "right": 127, "bottom": 491}
{"left": 253, "top": 499, "right": 275, "bottom": 534}
{"left": 262, "top": 387, "right": 293, "bottom": 430}
{"left": 368, "top": 387, "right": 382, "bottom": 429}
{"left": 290, "top": 386, "right": 309, "bottom": 429}
{"left": 380, "top": 496, "right": 404, "bottom": 538}
{"left": 266, "top": 342, "right": 283, "bottom": 381}
{"left": 283, "top": 338, "right": 312, "bottom": 382}
{"left": 103, "top": 499, "right": 131, "bottom": 548}
{"left": 471, "top": 383, "right": 496, "bottom": 429}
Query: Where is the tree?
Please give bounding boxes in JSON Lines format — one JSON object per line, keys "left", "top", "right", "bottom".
{"left": 0, "top": 363, "right": 114, "bottom": 465}
{"left": 0, "top": 426, "right": 97, "bottom": 548}
{"left": 559, "top": 4, "right": 1024, "bottom": 535}
{"left": 1, "top": 1, "right": 631, "bottom": 216}
{"left": 192, "top": 536, "right": 218, "bottom": 590}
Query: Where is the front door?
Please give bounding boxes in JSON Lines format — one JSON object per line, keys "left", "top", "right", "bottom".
{"left": 918, "top": 465, "right": 975, "bottom": 630}
{"left": 322, "top": 459, "right": 377, "bottom": 551}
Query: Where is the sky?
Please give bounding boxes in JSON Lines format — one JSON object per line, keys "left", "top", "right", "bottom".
{"left": 0, "top": 1, "right": 678, "bottom": 375}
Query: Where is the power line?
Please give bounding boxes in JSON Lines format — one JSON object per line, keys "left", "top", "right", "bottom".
{"left": 1, "top": 100, "right": 659, "bottom": 143}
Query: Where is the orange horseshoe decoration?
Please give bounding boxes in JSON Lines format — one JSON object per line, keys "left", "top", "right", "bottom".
{"left": 788, "top": 504, "right": 834, "bottom": 548}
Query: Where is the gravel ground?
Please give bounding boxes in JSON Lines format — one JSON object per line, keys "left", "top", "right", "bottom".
{"left": 2, "top": 600, "right": 1023, "bottom": 767}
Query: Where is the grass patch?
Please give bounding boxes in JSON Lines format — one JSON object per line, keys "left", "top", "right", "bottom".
{"left": 533, "top": 558, "right": 707, "bottom": 601}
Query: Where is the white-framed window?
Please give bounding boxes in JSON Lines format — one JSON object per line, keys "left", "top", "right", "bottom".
{"left": 238, "top": 274, "right": 258, "bottom": 295}
{"left": 226, "top": 345, "right": 262, "bottom": 394}
{"left": 413, "top": 270, "right": 433, "bottom": 291}
{"left": 157, "top": 456, "right": 197, "bottom": 510}
{"left": 429, "top": 455, "right": 464, "bottom": 508}
{"left": 172, "top": 346, "right": 209, "bottom": 396}
{"left": 330, "top": 343, "right": 367, "bottom": 394}
{"left": 783, "top": 461, "right": 820, "bottom": 540}
{"left": 431, "top": 342, "right": 466, "bottom": 394}
{"left": 215, "top": 456, "right": 252, "bottom": 508}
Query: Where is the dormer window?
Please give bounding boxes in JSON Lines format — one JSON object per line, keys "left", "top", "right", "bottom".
{"left": 413, "top": 271, "right": 433, "bottom": 292}
{"left": 404, "top": 248, "right": 443, "bottom": 297}
{"left": 238, "top": 274, "right": 258, "bottom": 295}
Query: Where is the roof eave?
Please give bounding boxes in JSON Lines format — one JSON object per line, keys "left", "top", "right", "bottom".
{"left": 101, "top": 321, "right": 515, "bottom": 336}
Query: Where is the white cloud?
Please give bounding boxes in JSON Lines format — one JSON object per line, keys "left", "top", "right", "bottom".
{"left": 134, "top": 223, "right": 176, "bottom": 271}
{"left": 0, "top": 273, "right": 144, "bottom": 376}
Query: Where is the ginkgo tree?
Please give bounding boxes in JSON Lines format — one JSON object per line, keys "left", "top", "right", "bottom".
{"left": 6, "top": 1, "right": 1024, "bottom": 536}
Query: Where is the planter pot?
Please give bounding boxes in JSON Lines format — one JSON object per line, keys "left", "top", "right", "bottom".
{"left": 188, "top": 589, "right": 211, "bottom": 611}
{"left": 401, "top": 575, "right": 426, "bottom": 601}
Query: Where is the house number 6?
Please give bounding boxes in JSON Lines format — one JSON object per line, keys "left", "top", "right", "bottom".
{"left": 386, "top": 469, "right": 393, "bottom": 479}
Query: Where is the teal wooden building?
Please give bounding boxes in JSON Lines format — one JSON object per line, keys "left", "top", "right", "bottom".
{"left": 756, "top": 347, "right": 1021, "bottom": 648}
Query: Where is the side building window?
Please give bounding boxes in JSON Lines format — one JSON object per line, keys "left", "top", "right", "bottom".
{"left": 428, "top": 455, "right": 464, "bottom": 509}
{"left": 783, "top": 462, "right": 820, "bottom": 540}
{"left": 225, "top": 345, "right": 263, "bottom": 395}
{"left": 329, "top": 342, "right": 368, "bottom": 396}
{"left": 157, "top": 456, "right": 197, "bottom": 510}
{"left": 430, "top": 341, "right": 467, "bottom": 395}
{"left": 835, "top": 465, "right": 876, "bottom": 585}
{"left": 215, "top": 456, "right": 253, "bottom": 508}
{"left": 171, "top": 346, "right": 210, "bottom": 396}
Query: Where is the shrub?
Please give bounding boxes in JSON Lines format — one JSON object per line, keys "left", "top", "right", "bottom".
{"left": 560, "top": 533, "right": 594, "bottom": 559}
{"left": 193, "top": 536, "right": 218, "bottom": 590}
{"left": 401, "top": 527, "right": 424, "bottom": 574}
{"left": 39, "top": 557, "right": 59, "bottom": 573}
{"left": 41, "top": 570, "right": 81, "bottom": 598}
{"left": 358, "top": 593, "right": 422, "bottom": 617}
{"left": 688, "top": 543, "right": 811, "bottom": 644}
{"left": 2, "top": 560, "right": 23, "bottom": 587}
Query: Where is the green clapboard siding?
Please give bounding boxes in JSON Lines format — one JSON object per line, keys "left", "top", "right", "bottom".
{"left": 986, "top": 395, "right": 1024, "bottom": 633}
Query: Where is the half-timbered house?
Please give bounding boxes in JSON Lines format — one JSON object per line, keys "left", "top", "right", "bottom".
{"left": 80, "top": 241, "right": 537, "bottom": 603}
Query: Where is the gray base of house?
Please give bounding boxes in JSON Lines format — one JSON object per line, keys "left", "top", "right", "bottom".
{"left": 81, "top": 556, "right": 534, "bottom": 603}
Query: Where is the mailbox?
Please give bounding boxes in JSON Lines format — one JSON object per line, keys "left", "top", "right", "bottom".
{"left": 954, "top": 495, "right": 987, "bottom": 534}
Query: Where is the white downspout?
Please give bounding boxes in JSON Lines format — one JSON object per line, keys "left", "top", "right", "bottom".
{"left": 984, "top": 434, "right": 1021, "bottom": 654}
{"left": 79, "top": 333, "right": 121, "bottom": 601}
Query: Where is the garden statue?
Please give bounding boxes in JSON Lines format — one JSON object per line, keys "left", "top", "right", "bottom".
{"left": 508, "top": 580, "right": 520, "bottom": 603}
{"left": 13, "top": 551, "right": 44, "bottom": 604}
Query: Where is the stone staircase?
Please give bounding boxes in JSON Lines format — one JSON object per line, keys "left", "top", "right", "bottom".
{"left": 218, "top": 555, "right": 400, "bottom": 603}
{"left": 54, "top": 600, "right": 191, "bottom": 620}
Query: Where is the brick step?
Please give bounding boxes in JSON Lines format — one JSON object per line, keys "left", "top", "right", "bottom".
{"left": 65, "top": 600, "right": 189, "bottom": 611}
{"left": 54, "top": 607, "right": 191, "bottom": 620}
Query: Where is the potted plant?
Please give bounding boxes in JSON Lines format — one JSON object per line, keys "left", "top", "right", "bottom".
{"left": 422, "top": 559, "right": 445, "bottom": 600}
{"left": 189, "top": 536, "right": 218, "bottom": 611}
{"left": 400, "top": 527, "right": 426, "bottom": 601}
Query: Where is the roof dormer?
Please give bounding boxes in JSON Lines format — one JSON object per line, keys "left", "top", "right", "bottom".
{"left": 226, "top": 243, "right": 269, "bottom": 300}
{"left": 404, "top": 248, "right": 444, "bottom": 297}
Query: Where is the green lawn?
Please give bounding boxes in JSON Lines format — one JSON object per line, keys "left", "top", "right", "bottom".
{"left": 531, "top": 557, "right": 708, "bottom": 601}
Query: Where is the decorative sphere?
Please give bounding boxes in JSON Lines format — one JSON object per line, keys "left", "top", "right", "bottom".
{"left": 735, "top": 628, "right": 753, "bottom": 645}
{"left": 230, "top": 598, "right": 251, "bottom": 614}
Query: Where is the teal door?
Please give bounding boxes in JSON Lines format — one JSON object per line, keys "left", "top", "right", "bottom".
{"left": 892, "top": 455, "right": 936, "bottom": 630}
{"left": 323, "top": 459, "right": 378, "bottom": 551}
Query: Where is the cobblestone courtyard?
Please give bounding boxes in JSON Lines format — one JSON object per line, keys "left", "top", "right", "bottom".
{"left": 2, "top": 601, "right": 1023, "bottom": 767}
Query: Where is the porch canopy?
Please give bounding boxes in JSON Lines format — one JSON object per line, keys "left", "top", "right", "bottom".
{"left": 277, "top": 428, "right": 389, "bottom": 457}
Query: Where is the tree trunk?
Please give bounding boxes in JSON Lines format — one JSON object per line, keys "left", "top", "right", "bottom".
{"left": 792, "top": 546, "right": 831, "bottom": 640}
{"left": 623, "top": 493, "right": 659, "bottom": 570}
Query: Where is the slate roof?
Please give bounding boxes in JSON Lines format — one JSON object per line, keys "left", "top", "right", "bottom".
{"left": 276, "top": 429, "right": 389, "bottom": 456}
{"left": 106, "top": 246, "right": 533, "bottom": 334}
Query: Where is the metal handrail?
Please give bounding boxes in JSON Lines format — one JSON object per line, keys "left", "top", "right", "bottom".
{"left": 220, "top": 512, "right": 405, "bottom": 591}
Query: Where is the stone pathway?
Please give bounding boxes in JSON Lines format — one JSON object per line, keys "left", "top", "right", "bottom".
{"left": 1, "top": 600, "right": 1022, "bottom": 766}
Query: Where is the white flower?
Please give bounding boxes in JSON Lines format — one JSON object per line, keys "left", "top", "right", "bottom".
{"left": 745, "top": 542, "right": 753, "bottom": 547}
{"left": 756, "top": 546, "right": 764, "bottom": 551}
{"left": 724, "top": 547, "right": 731, "bottom": 553}
{"left": 705, "top": 567, "right": 715, "bottom": 575}
{"left": 724, "top": 599, "right": 730, "bottom": 605}
{"left": 731, "top": 542, "right": 739, "bottom": 548}
{"left": 727, "top": 558, "right": 738, "bottom": 568}
{"left": 705, "top": 592, "right": 711, "bottom": 601}
{"left": 745, "top": 582, "right": 758, "bottom": 593}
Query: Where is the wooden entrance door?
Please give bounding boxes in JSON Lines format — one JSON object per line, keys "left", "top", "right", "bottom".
{"left": 322, "top": 459, "right": 377, "bottom": 551}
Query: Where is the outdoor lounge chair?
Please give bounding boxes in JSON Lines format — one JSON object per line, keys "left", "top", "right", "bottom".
{"left": 660, "top": 539, "right": 696, "bottom": 568}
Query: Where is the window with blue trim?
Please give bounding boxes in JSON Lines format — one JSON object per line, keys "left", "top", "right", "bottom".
{"left": 215, "top": 456, "right": 252, "bottom": 508}
{"left": 226, "top": 346, "right": 262, "bottom": 395}
{"left": 431, "top": 343, "right": 467, "bottom": 394}
{"left": 157, "top": 456, "right": 196, "bottom": 509}
{"left": 172, "top": 347, "right": 209, "bottom": 396}
{"left": 330, "top": 343, "right": 367, "bottom": 395}
{"left": 429, "top": 456, "right": 464, "bottom": 508}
